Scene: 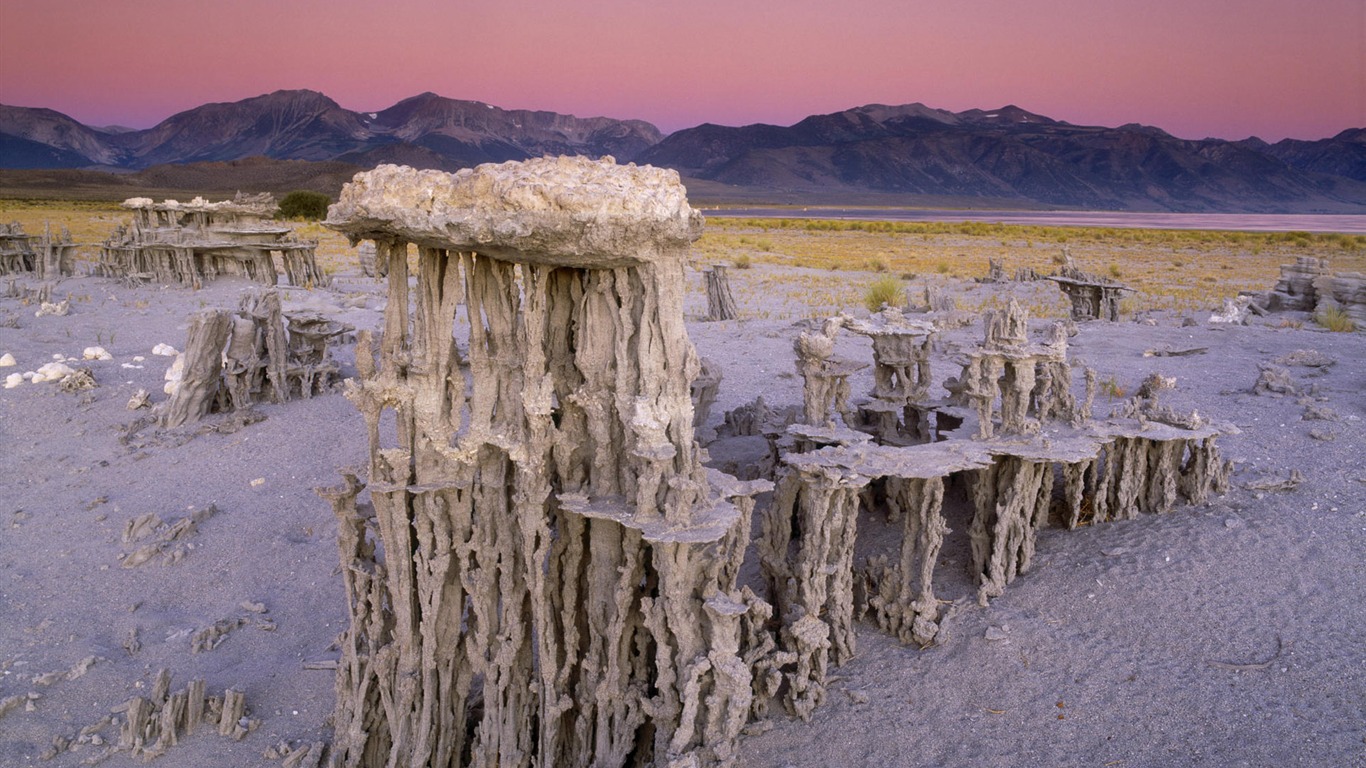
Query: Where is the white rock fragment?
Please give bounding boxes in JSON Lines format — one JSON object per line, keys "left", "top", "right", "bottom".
{"left": 0, "top": 353, "right": 14, "bottom": 367}
{"left": 984, "top": 625, "right": 1011, "bottom": 642}
{"left": 127, "top": 389, "right": 151, "bottom": 410}
{"left": 35, "top": 300, "right": 69, "bottom": 317}
{"left": 163, "top": 353, "right": 185, "bottom": 396}
{"left": 4, "top": 373, "right": 22, "bottom": 389}
{"left": 132, "top": 355, "right": 145, "bottom": 362}
{"left": 1208, "top": 297, "right": 1251, "bottom": 325}
{"left": 32, "top": 362, "right": 75, "bottom": 383}
{"left": 82, "top": 346, "right": 113, "bottom": 361}
{"left": 152, "top": 343, "right": 178, "bottom": 357}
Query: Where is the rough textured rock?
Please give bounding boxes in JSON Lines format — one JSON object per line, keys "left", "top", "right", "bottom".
{"left": 944, "top": 300, "right": 1083, "bottom": 439}
{"left": 159, "top": 288, "right": 348, "bottom": 427}
{"left": 326, "top": 158, "right": 703, "bottom": 267}
{"left": 1046, "top": 257, "right": 1132, "bottom": 321}
{"left": 97, "top": 193, "right": 326, "bottom": 287}
{"left": 1259, "top": 256, "right": 1330, "bottom": 311}
{"left": 0, "top": 221, "right": 38, "bottom": 276}
{"left": 1253, "top": 364, "right": 1298, "bottom": 396}
{"left": 792, "top": 316, "right": 863, "bottom": 428}
{"left": 320, "top": 157, "right": 765, "bottom": 768}
{"left": 1250, "top": 257, "right": 1364, "bottom": 328}
{"left": 843, "top": 309, "right": 936, "bottom": 443}
{"left": 1314, "top": 271, "right": 1366, "bottom": 326}
{"left": 0, "top": 221, "right": 78, "bottom": 278}
{"left": 704, "top": 264, "right": 739, "bottom": 321}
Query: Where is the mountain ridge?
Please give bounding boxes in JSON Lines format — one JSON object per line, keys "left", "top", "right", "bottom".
{"left": 2, "top": 90, "right": 1362, "bottom": 212}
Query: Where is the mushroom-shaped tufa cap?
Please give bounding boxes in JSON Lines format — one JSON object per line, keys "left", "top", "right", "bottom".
{"left": 325, "top": 156, "right": 704, "bottom": 268}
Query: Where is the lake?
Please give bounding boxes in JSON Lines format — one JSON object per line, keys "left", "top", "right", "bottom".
{"left": 704, "top": 208, "right": 1366, "bottom": 234}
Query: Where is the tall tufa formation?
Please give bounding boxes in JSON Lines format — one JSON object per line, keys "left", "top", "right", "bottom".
{"left": 320, "top": 158, "right": 771, "bottom": 768}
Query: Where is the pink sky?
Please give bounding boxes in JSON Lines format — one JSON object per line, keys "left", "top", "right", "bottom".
{"left": 2, "top": 0, "right": 1362, "bottom": 141}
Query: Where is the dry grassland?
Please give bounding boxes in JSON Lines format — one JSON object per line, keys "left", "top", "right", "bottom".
{"left": 693, "top": 217, "right": 1366, "bottom": 318}
{"left": 3, "top": 200, "right": 1362, "bottom": 322}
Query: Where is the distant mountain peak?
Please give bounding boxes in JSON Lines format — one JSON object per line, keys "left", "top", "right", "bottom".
{"left": 0, "top": 90, "right": 663, "bottom": 173}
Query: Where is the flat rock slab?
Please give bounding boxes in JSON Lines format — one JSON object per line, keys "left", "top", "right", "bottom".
{"left": 325, "top": 156, "right": 703, "bottom": 267}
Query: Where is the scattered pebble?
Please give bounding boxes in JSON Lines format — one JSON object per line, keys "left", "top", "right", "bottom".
{"left": 82, "top": 346, "right": 113, "bottom": 361}
{"left": 31, "top": 362, "right": 75, "bottom": 383}
{"left": 0, "top": 352, "right": 14, "bottom": 367}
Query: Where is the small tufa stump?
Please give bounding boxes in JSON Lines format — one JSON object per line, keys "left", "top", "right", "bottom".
{"left": 704, "top": 264, "right": 739, "bottom": 321}
{"left": 159, "top": 288, "right": 349, "bottom": 427}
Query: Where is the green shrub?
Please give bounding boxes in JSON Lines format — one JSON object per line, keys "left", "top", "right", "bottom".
{"left": 1314, "top": 305, "right": 1357, "bottom": 332}
{"left": 864, "top": 276, "right": 905, "bottom": 312}
{"left": 277, "top": 190, "right": 331, "bottom": 220}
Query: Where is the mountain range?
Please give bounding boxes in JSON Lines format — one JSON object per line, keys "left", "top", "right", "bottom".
{"left": 2, "top": 90, "right": 1363, "bottom": 213}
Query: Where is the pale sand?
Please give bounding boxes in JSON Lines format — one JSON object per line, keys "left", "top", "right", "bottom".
{"left": 0, "top": 261, "right": 1362, "bottom": 767}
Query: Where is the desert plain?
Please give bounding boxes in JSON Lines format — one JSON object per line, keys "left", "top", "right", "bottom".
{"left": 0, "top": 198, "right": 1363, "bottom": 767}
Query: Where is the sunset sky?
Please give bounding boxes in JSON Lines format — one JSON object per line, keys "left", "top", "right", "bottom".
{"left": 2, "top": 0, "right": 1362, "bottom": 142}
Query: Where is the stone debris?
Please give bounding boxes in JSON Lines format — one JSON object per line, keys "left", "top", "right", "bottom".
{"left": 82, "top": 346, "right": 113, "bottom": 361}
{"left": 270, "top": 740, "right": 327, "bottom": 768}
{"left": 64, "top": 670, "right": 263, "bottom": 762}
{"left": 1244, "top": 470, "right": 1304, "bottom": 492}
{"left": 0, "top": 352, "right": 15, "bottom": 366}
{"left": 34, "top": 299, "right": 69, "bottom": 317}
{"left": 190, "top": 618, "right": 249, "bottom": 653}
{"left": 119, "top": 505, "right": 217, "bottom": 568}
{"left": 1143, "top": 345, "right": 1208, "bottom": 357}
{"left": 1208, "top": 296, "right": 1253, "bottom": 325}
{"left": 30, "top": 655, "right": 101, "bottom": 687}
{"left": 1302, "top": 403, "right": 1340, "bottom": 421}
{"left": 127, "top": 389, "right": 151, "bottom": 410}
{"left": 1252, "top": 364, "right": 1298, "bottom": 396}
{"left": 57, "top": 367, "right": 97, "bottom": 392}
{"left": 158, "top": 288, "right": 350, "bottom": 427}
{"left": 96, "top": 193, "right": 326, "bottom": 288}
{"left": 1273, "top": 348, "right": 1335, "bottom": 368}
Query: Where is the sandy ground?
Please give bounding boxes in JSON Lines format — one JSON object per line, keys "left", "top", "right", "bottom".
{"left": 0, "top": 259, "right": 1362, "bottom": 768}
